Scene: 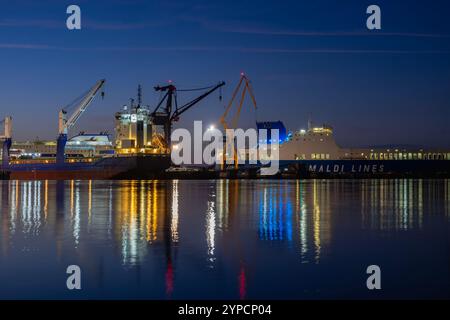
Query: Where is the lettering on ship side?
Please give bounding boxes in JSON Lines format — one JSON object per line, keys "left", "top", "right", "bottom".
{"left": 308, "top": 163, "right": 385, "bottom": 174}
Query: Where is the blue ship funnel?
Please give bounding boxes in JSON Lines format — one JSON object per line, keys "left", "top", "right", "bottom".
{"left": 56, "top": 134, "right": 67, "bottom": 165}
{"left": 256, "top": 121, "right": 287, "bottom": 144}
{"left": 2, "top": 138, "right": 11, "bottom": 167}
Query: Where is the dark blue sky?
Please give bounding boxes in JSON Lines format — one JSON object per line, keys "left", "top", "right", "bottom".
{"left": 0, "top": 0, "right": 449, "bottom": 147}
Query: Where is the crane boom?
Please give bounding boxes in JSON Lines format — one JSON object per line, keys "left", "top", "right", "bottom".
{"left": 59, "top": 79, "right": 106, "bottom": 135}
{"left": 171, "top": 82, "right": 225, "bottom": 122}
{"left": 220, "top": 74, "right": 257, "bottom": 170}
{"left": 152, "top": 81, "right": 225, "bottom": 149}
{"left": 56, "top": 79, "right": 105, "bottom": 164}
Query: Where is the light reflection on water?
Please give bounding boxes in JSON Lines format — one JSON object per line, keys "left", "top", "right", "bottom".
{"left": 0, "top": 179, "right": 449, "bottom": 299}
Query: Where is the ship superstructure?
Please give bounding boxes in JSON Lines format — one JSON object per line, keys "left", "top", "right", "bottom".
{"left": 278, "top": 122, "right": 450, "bottom": 177}
{"left": 114, "top": 92, "right": 169, "bottom": 155}
{"left": 280, "top": 123, "right": 450, "bottom": 161}
{"left": 11, "top": 133, "right": 113, "bottom": 159}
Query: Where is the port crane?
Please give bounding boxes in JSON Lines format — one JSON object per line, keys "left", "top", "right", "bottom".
{"left": 57, "top": 79, "right": 106, "bottom": 164}
{"left": 219, "top": 73, "right": 257, "bottom": 169}
{"left": 0, "top": 116, "right": 12, "bottom": 167}
{"left": 151, "top": 81, "right": 226, "bottom": 149}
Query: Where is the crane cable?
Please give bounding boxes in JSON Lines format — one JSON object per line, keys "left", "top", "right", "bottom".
{"left": 166, "top": 83, "right": 223, "bottom": 112}
{"left": 63, "top": 82, "right": 105, "bottom": 111}
{"left": 177, "top": 84, "right": 218, "bottom": 92}
{"left": 63, "top": 87, "right": 92, "bottom": 112}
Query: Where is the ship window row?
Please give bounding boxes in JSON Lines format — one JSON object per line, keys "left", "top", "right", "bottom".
{"left": 311, "top": 154, "right": 330, "bottom": 160}
{"left": 369, "top": 152, "right": 450, "bottom": 160}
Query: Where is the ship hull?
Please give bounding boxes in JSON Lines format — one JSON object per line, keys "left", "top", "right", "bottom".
{"left": 1, "top": 155, "right": 171, "bottom": 180}
{"left": 279, "top": 160, "right": 450, "bottom": 178}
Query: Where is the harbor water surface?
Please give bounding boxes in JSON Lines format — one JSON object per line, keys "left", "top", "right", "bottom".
{"left": 0, "top": 179, "right": 449, "bottom": 299}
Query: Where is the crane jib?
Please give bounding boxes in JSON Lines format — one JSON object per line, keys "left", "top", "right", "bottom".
{"left": 63, "top": 79, "right": 105, "bottom": 131}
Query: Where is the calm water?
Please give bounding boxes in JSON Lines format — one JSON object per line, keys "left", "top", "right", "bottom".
{"left": 0, "top": 179, "right": 449, "bottom": 300}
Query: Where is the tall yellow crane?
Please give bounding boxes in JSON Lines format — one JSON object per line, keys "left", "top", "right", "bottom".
{"left": 219, "top": 73, "right": 258, "bottom": 169}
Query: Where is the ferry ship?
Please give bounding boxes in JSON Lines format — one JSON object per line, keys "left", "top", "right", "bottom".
{"left": 277, "top": 122, "right": 450, "bottom": 177}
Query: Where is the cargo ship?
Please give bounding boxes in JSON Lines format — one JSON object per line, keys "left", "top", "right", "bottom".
{"left": 0, "top": 80, "right": 172, "bottom": 180}
{"left": 2, "top": 154, "right": 171, "bottom": 180}
{"left": 274, "top": 121, "right": 450, "bottom": 178}
{"left": 0, "top": 79, "right": 226, "bottom": 180}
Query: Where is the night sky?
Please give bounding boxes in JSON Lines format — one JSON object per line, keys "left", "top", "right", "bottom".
{"left": 0, "top": 0, "right": 449, "bottom": 148}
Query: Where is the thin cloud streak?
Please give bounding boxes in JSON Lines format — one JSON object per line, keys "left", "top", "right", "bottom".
{"left": 220, "top": 27, "right": 450, "bottom": 38}
{"left": 0, "top": 19, "right": 61, "bottom": 28}
{"left": 0, "top": 43, "right": 54, "bottom": 49}
{"left": 0, "top": 19, "right": 168, "bottom": 30}
{"left": 1, "top": 43, "right": 450, "bottom": 54}
{"left": 94, "top": 46, "right": 450, "bottom": 54}
{"left": 182, "top": 16, "right": 450, "bottom": 39}
{"left": 84, "top": 20, "right": 170, "bottom": 30}
{"left": 3, "top": 17, "right": 447, "bottom": 38}
{"left": 235, "top": 47, "right": 450, "bottom": 54}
